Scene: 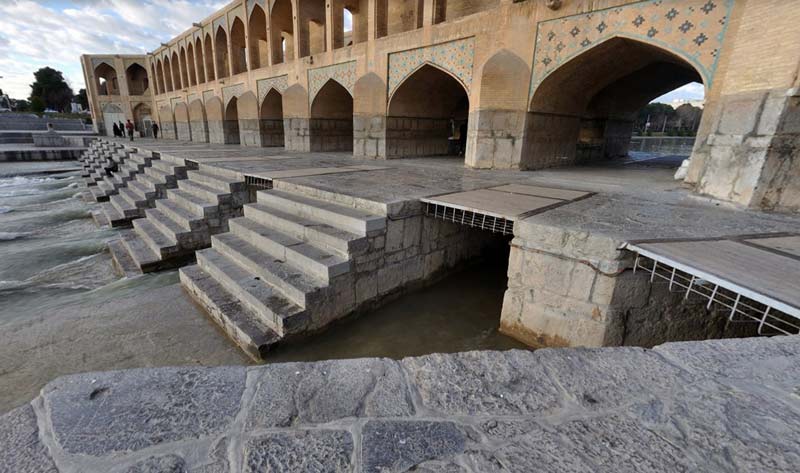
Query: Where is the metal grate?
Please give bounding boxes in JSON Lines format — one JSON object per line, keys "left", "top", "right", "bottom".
{"left": 424, "top": 201, "right": 514, "bottom": 235}
{"left": 632, "top": 253, "right": 800, "bottom": 336}
{"left": 245, "top": 175, "right": 273, "bottom": 190}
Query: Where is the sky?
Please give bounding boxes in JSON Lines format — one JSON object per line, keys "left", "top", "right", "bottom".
{"left": 0, "top": 1, "right": 704, "bottom": 105}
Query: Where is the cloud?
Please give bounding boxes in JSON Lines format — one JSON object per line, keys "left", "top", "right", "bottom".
{"left": 0, "top": 0, "right": 219, "bottom": 99}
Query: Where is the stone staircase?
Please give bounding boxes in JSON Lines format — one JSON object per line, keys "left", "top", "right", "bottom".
{"left": 81, "top": 141, "right": 121, "bottom": 188}
{"left": 180, "top": 187, "right": 386, "bottom": 360}
{"left": 95, "top": 152, "right": 184, "bottom": 228}
{"left": 110, "top": 166, "right": 249, "bottom": 273}
{"left": 87, "top": 147, "right": 134, "bottom": 202}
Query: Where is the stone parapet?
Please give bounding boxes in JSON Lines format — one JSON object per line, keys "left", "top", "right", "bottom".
{"left": 3, "top": 336, "right": 799, "bottom": 472}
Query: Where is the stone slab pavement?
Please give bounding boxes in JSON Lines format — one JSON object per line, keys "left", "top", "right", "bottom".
{"left": 2, "top": 335, "right": 799, "bottom": 472}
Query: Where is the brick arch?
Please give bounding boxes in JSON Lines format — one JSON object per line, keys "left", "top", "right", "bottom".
{"left": 237, "top": 91, "right": 260, "bottom": 120}
{"left": 388, "top": 61, "right": 469, "bottom": 105}
{"left": 477, "top": 49, "right": 529, "bottom": 111}
{"left": 188, "top": 99, "right": 209, "bottom": 143}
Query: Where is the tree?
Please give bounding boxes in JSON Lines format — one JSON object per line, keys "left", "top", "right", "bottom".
{"left": 30, "top": 96, "right": 45, "bottom": 114}
{"left": 29, "top": 67, "right": 73, "bottom": 112}
{"left": 14, "top": 99, "right": 30, "bottom": 112}
{"left": 75, "top": 89, "right": 89, "bottom": 110}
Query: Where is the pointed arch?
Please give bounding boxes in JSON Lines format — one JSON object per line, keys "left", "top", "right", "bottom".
{"left": 179, "top": 47, "right": 190, "bottom": 88}
{"left": 215, "top": 26, "right": 230, "bottom": 79}
{"left": 248, "top": 4, "right": 269, "bottom": 70}
{"left": 162, "top": 55, "right": 174, "bottom": 92}
{"left": 270, "top": 0, "right": 294, "bottom": 64}
{"left": 186, "top": 42, "right": 198, "bottom": 86}
{"left": 171, "top": 51, "right": 182, "bottom": 89}
{"left": 204, "top": 33, "right": 216, "bottom": 82}
{"left": 125, "top": 63, "right": 149, "bottom": 95}
{"left": 223, "top": 96, "right": 241, "bottom": 144}
{"left": 133, "top": 103, "right": 152, "bottom": 137}
{"left": 94, "top": 62, "right": 118, "bottom": 96}
{"left": 310, "top": 79, "right": 353, "bottom": 152}
{"left": 188, "top": 99, "right": 209, "bottom": 142}
{"left": 230, "top": 17, "right": 247, "bottom": 75}
{"left": 195, "top": 37, "right": 206, "bottom": 83}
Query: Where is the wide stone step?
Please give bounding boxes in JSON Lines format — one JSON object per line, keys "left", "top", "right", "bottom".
{"left": 154, "top": 198, "right": 203, "bottom": 231}
{"left": 144, "top": 165, "right": 175, "bottom": 184}
{"left": 212, "top": 232, "right": 325, "bottom": 309}
{"left": 133, "top": 216, "right": 179, "bottom": 259}
{"left": 196, "top": 248, "right": 309, "bottom": 337}
{"left": 99, "top": 202, "right": 127, "bottom": 227}
{"left": 121, "top": 230, "right": 162, "bottom": 272}
{"left": 145, "top": 206, "right": 196, "bottom": 242}
{"left": 111, "top": 193, "right": 142, "bottom": 219}
{"left": 151, "top": 158, "right": 186, "bottom": 176}
{"left": 121, "top": 183, "right": 151, "bottom": 206}
{"left": 179, "top": 265, "right": 280, "bottom": 361}
{"left": 166, "top": 188, "right": 217, "bottom": 217}
{"left": 187, "top": 169, "right": 245, "bottom": 193}
{"left": 229, "top": 217, "right": 349, "bottom": 282}
{"left": 257, "top": 190, "right": 385, "bottom": 235}
{"left": 244, "top": 202, "right": 366, "bottom": 257}
{"left": 89, "top": 185, "right": 110, "bottom": 202}
{"left": 177, "top": 179, "right": 227, "bottom": 204}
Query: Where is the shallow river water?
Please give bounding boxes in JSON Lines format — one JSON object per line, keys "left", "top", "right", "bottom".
{"left": 0, "top": 161, "right": 525, "bottom": 413}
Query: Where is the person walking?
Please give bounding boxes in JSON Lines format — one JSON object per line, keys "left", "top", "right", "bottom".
{"left": 118, "top": 121, "right": 125, "bottom": 138}
{"left": 152, "top": 122, "right": 159, "bottom": 140}
{"left": 125, "top": 119, "right": 134, "bottom": 141}
{"left": 112, "top": 122, "right": 120, "bottom": 137}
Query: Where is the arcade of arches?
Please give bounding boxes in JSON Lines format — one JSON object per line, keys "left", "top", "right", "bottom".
{"left": 81, "top": 0, "right": 800, "bottom": 212}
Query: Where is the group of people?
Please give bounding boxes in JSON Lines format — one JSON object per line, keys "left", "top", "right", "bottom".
{"left": 111, "top": 120, "right": 160, "bottom": 141}
{"left": 112, "top": 120, "right": 135, "bottom": 141}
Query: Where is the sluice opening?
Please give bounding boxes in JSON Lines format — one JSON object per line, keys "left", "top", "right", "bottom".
{"left": 263, "top": 231, "right": 525, "bottom": 363}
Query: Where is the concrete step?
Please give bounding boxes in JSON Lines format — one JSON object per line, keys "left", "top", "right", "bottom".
{"left": 121, "top": 183, "right": 150, "bottom": 206}
{"left": 154, "top": 198, "right": 203, "bottom": 232}
{"left": 211, "top": 232, "right": 325, "bottom": 309}
{"left": 177, "top": 179, "right": 227, "bottom": 204}
{"left": 187, "top": 169, "right": 246, "bottom": 193}
{"left": 244, "top": 202, "right": 367, "bottom": 257}
{"left": 120, "top": 230, "right": 162, "bottom": 273}
{"left": 144, "top": 165, "right": 177, "bottom": 185}
{"left": 88, "top": 185, "right": 109, "bottom": 202}
{"left": 107, "top": 238, "right": 141, "bottom": 278}
{"left": 179, "top": 265, "right": 280, "bottom": 361}
{"left": 133, "top": 215, "right": 179, "bottom": 259}
{"left": 196, "top": 248, "right": 309, "bottom": 337}
{"left": 166, "top": 188, "right": 218, "bottom": 217}
{"left": 229, "top": 217, "right": 349, "bottom": 283}
{"left": 99, "top": 202, "right": 128, "bottom": 227}
{"left": 151, "top": 158, "right": 187, "bottom": 177}
{"left": 257, "top": 189, "right": 385, "bottom": 235}
{"left": 127, "top": 180, "right": 158, "bottom": 203}
{"left": 111, "top": 191, "right": 144, "bottom": 219}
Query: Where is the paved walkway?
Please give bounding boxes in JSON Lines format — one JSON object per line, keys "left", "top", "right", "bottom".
{"left": 2, "top": 335, "right": 799, "bottom": 472}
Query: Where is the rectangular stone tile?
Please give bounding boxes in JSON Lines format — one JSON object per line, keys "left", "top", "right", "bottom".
{"left": 42, "top": 367, "right": 246, "bottom": 456}
{"left": 244, "top": 430, "right": 353, "bottom": 473}
{"left": 401, "top": 350, "right": 562, "bottom": 417}
{"left": 361, "top": 420, "right": 466, "bottom": 473}
{"left": 0, "top": 404, "right": 58, "bottom": 473}
{"left": 244, "top": 358, "right": 414, "bottom": 429}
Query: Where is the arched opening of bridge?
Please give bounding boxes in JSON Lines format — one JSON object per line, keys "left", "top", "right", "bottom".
{"left": 333, "top": 2, "right": 365, "bottom": 48}
{"left": 386, "top": 64, "right": 469, "bottom": 159}
{"left": 171, "top": 52, "right": 182, "bottom": 89}
{"left": 224, "top": 97, "right": 241, "bottom": 145}
{"left": 155, "top": 61, "right": 165, "bottom": 94}
{"left": 133, "top": 103, "right": 152, "bottom": 137}
{"left": 125, "top": 63, "right": 148, "bottom": 96}
{"left": 195, "top": 38, "right": 206, "bottom": 83}
{"left": 270, "top": 0, "right": 294, "bottom": 64}
{"left": 150, "top": 64, "right": 160, "bottom": 95}
{"left": 94, "top": 63, "right": 118, "bottom": 96}
{"left": 186, "top": 43, "right": 198, "bottom": 86}
{"left": 302, "top": 3, "right": 327, "bottom": 57}
{"left": 162, "top": 56, "right": 174, "bottom": 92}
{"left": 249, "top": 4, "right": 269, "bottom": 70}
{"left": 376, "top": 0, "right": 423, "bottom": 38}
{"left": 260, "top": 89, "right": 285, "bottom": 147}
{"left": 524, "top": 37, "right": 704, "bottom": 171}
{"left": 179, "top": 47, "right": 190, "bottom": 88}
{"left": 432, "top": 0, "right": 499, "bottom": 24}
{"left": 215, "top": 27, "right": 230, "bottom": 79}
{"left": 310, "top": 80, "right": 353, "bottom": 152}
{"left": 189, "top": 99, "right": 209, "bottom": 142}
{"left": 230, "top": 17, "right": 247, "bottom": 75}
{"left": 204, "top": 34, "right": 215, "bottom": 82}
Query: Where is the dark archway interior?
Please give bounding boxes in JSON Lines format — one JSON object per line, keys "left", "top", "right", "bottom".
{"left": 95, "top": 63, "right": 118, "bottom": 96}
{"left": 386, "top": 64, "right": 469, "bottom": 158}
{"left": 310, "top": 80, "right": 353, "bottom": 151}
{"left": 524, "top": 37, "right": 703, "bottom": 169}
{"left": 125, "top": 64, "right": 148, "bottom": 95}
{"left": 224, "top": 98, "right": 240, "bottom": 144}
{"left": 259, "top": 89, "right": 285, "bottom": 147}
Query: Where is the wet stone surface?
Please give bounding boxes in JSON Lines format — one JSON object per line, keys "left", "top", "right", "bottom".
{"left": 2, "top": 336, "right": 799, "bottom": 472}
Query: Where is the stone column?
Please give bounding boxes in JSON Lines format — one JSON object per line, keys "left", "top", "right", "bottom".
{"left": 464, "top": 109, "right": 526, "bottom": 169}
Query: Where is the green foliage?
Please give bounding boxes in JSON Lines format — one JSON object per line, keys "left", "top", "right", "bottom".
{"left": 30, "top": 96, "right": 45, "bottom": 114}
{"left": 14, "top": 99, "right": 30, "bottom": 112}
{"left": 75, "top": 89, "right": 89, "bottom": 110}
{"left": 29, "top": 67, "right": 73, "bottom": 112}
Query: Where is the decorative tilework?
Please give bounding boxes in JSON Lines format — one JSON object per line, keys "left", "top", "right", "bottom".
{"left": 203, "top": 90, "right": 216, "bottom": 103}
{"left": 187, "top": 93, "right": 200, "bottom": 104}
{"left": 213, "top": 16, "right": 226, "bottom": 33}
{"left": 308, "top": 61, "right": 357, "bottom": 102}
{"left": 257, "top": 75, "right": 289, "bottom": 103}
{"left": 529, "top": 0, "right": 733, "bottom": 99}
{"left": 170, "top": 97, "right": 184, "bottom": 109}
{"left": 90, "top": 57, "right": 115, "bottom": 70}
{"left": 223, "top": 83, "right": 247, "bottom": 105}
{"left": 101, "top": 103, "right": 123, "bottom": 113}
{"left": 387, "top": 37, "right": 475, "bottom": 98}
{"left": 247, "top": 0, "right": 265, "bottom": 15}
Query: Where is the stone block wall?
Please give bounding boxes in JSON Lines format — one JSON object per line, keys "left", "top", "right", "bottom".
{"left": 176, "top": 122, "right": 192, "bottom": 141}
{"left": 353, "top": 115, "right": 386, "bottom": 159}
{"left": 465, "top": 109, "right": 525, "bottom": 169}
{"left": 386, "top": 117, "right": 451, "bottom": 158}
{"left": 160, "top": 121, "right": 177, "bottom": 140}
{"left": 283, "top": 118, "right": 311, "bottom": 152}
{"left": 500, "top": 219, "right": 741, "bottom": 348}
{"left": 190, "top": 120, "right": 209, "bottom": 143}
{"left": 309, "top": 118, "right": 353, "bottom": 152}
{"left": 259, "top": 119, "right": 284, "bottom": 147}
{"left": 222, "top": 119, "right": 240, "bottom": 145}
{"left": 207, "top": 120, "right": 225, "bottom": 144}
{"left": 238, "top": 118, "right": 262, "bottom": 147}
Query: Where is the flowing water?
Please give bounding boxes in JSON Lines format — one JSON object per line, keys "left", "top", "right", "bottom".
{"left": 0, "top": 161, "right": 524, "bottom": 414}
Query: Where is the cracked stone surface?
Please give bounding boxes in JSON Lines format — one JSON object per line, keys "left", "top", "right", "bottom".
{"left": 1, "top": 336, "right": 799, "bottom": 472}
